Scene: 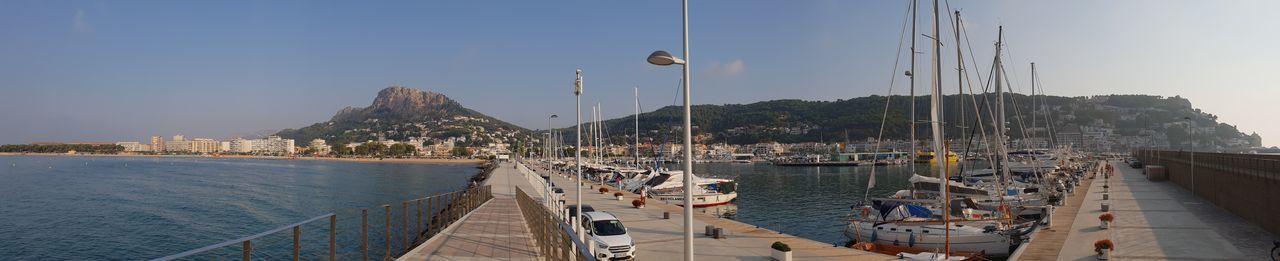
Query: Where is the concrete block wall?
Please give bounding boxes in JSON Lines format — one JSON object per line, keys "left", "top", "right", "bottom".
{"left": 1134, "top": 150, "right": 1280, "bottom": 236}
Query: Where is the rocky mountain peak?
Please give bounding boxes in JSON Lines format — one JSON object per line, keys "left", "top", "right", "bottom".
{"left": 371, "top": 86, "right": 450, "bottom": 112}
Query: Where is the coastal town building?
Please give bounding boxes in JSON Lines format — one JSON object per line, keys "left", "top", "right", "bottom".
{"left": 229, "top": 139, "right": 253, "bottom": 153}
{"left": 191, "top": 138, "right": 220, "bottom": 153}
{"left": 309, "top": 139, "right": 330, "bottom": 155}
{"left": 249, "top": 136, "right": 295, "bottom": 155}
{"left": 114, "top": 142, "right": 149, "bottom": 152}
{"left": 150, "top": 136, "right": 165, "bottom": 152}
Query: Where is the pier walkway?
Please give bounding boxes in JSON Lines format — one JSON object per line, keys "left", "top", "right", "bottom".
{"left": 529, "top": 163, "right": 892, "bottom": 261}
{"left": 399, "top": 162, "right": 540, "bottom": 261}
{"left": 1024, "top": 160, "right": 1276, "bottom": 260}
{"left": 1014, "top": 163, "right": 1096, "bottom": 260}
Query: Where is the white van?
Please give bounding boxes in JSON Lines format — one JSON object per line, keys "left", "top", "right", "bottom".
{"left": 579, "top": 212, "right": 636, "bottom": 260}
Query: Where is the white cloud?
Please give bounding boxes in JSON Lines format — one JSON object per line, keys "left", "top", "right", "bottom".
{"left": 73, "top": 8, "right": 89, "bottom": 32}
{"left": 706, "top": 59, "right": 745, "bottom": 77}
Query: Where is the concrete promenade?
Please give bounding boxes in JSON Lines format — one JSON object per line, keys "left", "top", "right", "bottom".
{"left": 399, "top": 162, "right": 540, "bottom": 261}
{"left": 1039, "top": 160, "right": 1277, "bottom": 260}
{"left": 527, "top": 163, "right": 893, "bottom": 261}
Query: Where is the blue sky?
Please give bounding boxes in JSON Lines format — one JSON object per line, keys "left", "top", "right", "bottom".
{"left": 1, "top": 0, "right": 1277, "bottom": 146}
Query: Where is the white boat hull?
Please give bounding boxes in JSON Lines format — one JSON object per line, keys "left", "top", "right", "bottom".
{"left": 653, "top": 192, "right": 737, "bottom": 207}
{"left": 843, "top": 221, "right": 1012, "bottom": 256}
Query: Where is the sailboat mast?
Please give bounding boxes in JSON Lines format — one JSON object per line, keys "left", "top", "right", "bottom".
{"left": 994, "top": 26, "right": 1011, "bottom": 187}
{"left": 597, "top": 102, "right": 603, "bottom": 163}
{"left": 635, "top": 87, "right": 641, "bottom": 167}
{"left": 1030, "top": 62, "right": 1038, "bottom": 150}
{"left": 909, "top": 0, "right": 918, "bottom": 172}
{"left": 929, "top": 0, "right": 951, "bottom": 256}
{"left": 954, "top": 11, "right": 966, "bottom": 153}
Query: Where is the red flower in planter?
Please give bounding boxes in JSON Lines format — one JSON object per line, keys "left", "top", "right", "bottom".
{"left": 1094, "top": 239, "right": 1115, "bottom": 251}
{"left": 1098, "top": 213, "right": 1114, "bottom": 222}
{"left": 599, "top": 188, "right": 609, "bottom": 193}
{"left": 631, "top": 199, "right": 644, "bottom": 207}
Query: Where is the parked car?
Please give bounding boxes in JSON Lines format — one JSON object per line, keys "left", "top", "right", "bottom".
{"left": 565, "top": 204, "right": 594, "bottom": 218}
{"left": 553, "top": 187, "right": 566, "bottom": 202}
{"left": 1129, "top": 160, "right": 1143, "bottom": 169}
{"left": 579, "top": 212, "right": 636, "bottom": 260}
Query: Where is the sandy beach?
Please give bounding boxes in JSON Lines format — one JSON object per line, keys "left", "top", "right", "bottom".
{"left": 0, "top": 153, "right": 484, "bottom": 165}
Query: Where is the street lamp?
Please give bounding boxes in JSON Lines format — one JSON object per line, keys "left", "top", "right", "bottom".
{"left": 548, "top": 114, "right": 558, "bottom": 209}
{"left": 573, "top": 69, "right": 585, "bottom": 241}
{"left": 1185, "top": 116, "right": 1194, "bottom": 194}
{"left": 646, "top": 0, "right": 694, "bottom": 259}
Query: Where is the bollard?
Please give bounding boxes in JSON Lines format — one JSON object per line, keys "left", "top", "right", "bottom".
{"left": 664, "top": 211, "right": 670, "bottom": 219}
{"left": 1101, "top": 203, "right": 1110, "bottom": 212}
{"left": 1103, "top": 193, "right": 1109, "bottom": 200}
{"left": 705, "top": 225, "right": 714, "bottom": 236}
{"left": 1044, "top": 205, "right": 1054, "bottom": 227}
{"left": 713, "top": 228, "right": 725, "bottom": 239}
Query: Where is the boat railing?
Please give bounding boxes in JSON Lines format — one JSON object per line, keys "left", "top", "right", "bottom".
{"left": 152, "top": 185, "right": 494, "bottom": 261}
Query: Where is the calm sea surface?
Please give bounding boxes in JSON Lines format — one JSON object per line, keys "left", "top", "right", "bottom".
{"left": 0, "top": 156, "right": 478, "bottom": 260}
{"left": 686, "top": 161, "right": 983, "bottom": 246}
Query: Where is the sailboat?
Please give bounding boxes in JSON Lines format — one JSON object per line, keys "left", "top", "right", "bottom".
{"left": 844, "top": 1, "right": 1025, "bottom": 258}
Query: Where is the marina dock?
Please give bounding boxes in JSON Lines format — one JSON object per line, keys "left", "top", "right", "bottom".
{"left": 521, "top": 162, "right": 894, "bottom": 260}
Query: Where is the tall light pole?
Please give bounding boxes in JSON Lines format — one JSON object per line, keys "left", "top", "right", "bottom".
{"left": 646, "top": 0, "right": 694, "bottom": 258}
{"left": 573, "top": 69, "right": 585, "bottom": 241}
{"left": 548, "top": 114, "right": 558, "bottom": 208}
{"left": 1185, "top": 116, "right": 1194, "bottom": 194}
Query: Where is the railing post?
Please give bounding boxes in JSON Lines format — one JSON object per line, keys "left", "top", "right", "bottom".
{"left": 329, "top": 214, "right": 336, "bottom": 261}
{"left": 447, "top": 192, "right": 455, "bottom": 224}
{"left": 402, "top": 201, "right": 409, "bottom": 251}
{"left": 361, "top": 208, "right": 369, "bottom": 261}
{"left": 242, "top": 240, "right": 252, "bottom": 261}
{"left": 384, "top": 204, "right": 391, "bottom": 260}
{"left": 427, "top": 195, "right": 435, "bottom": 237}
{"left": 292, "top": 226, "right": 301, "bottom": 261}
{"left": 416, "top": 199, "right": 422, "bottom": 239}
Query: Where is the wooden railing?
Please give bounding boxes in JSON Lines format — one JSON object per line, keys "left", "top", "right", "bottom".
{"left": 154, "top": 185, "right": 493, "bottom": 260}
{"left": 515, "top": 187, "right": 595, "bottom": 261}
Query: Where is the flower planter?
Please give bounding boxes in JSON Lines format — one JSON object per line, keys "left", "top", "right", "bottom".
{"left": 616, "top": 196, "right": 624, "bottom": 201}
{"left": 1101, "top": 220, "right": 1110, "bottom": 229}
{"left": 632, "top": 199, "right": 645, "bottom": 208}
{"left": 771, "top": 242, "right": 792, "bottom": 261}
{"left": 770, "top": 249, "right": 792, "bottom": 261}
{"left": 1094, "top": 239, "right": 1115, "bottom": 260}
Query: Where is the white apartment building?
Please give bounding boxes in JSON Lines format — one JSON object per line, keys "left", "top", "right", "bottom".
{"left": 191, "top": 138, "right": 220, "bottom": 154}
{"left": 309, "top": 139, "right": 330, "bottom": 155}
{"left": 250, "top": 136, "right": 295, "bottom": 155}
{"left": 229, "top": 139, "right": 254, "bottom": 153}
{"left": 115, "top": 142, "right": 149, "bottom": 152}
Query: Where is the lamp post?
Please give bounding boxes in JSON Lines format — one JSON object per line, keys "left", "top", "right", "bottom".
{"left": 646, "top": 0, "right": 694, "bottom": 258}
{"left": 1185, "top": 116, "right": 1194, "bottom": 194}
{"left": 548, "top": 114, "right": 558, "bottom": 208}
{"left": 573, "top": 69, "right": 585, "bottom": 241}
